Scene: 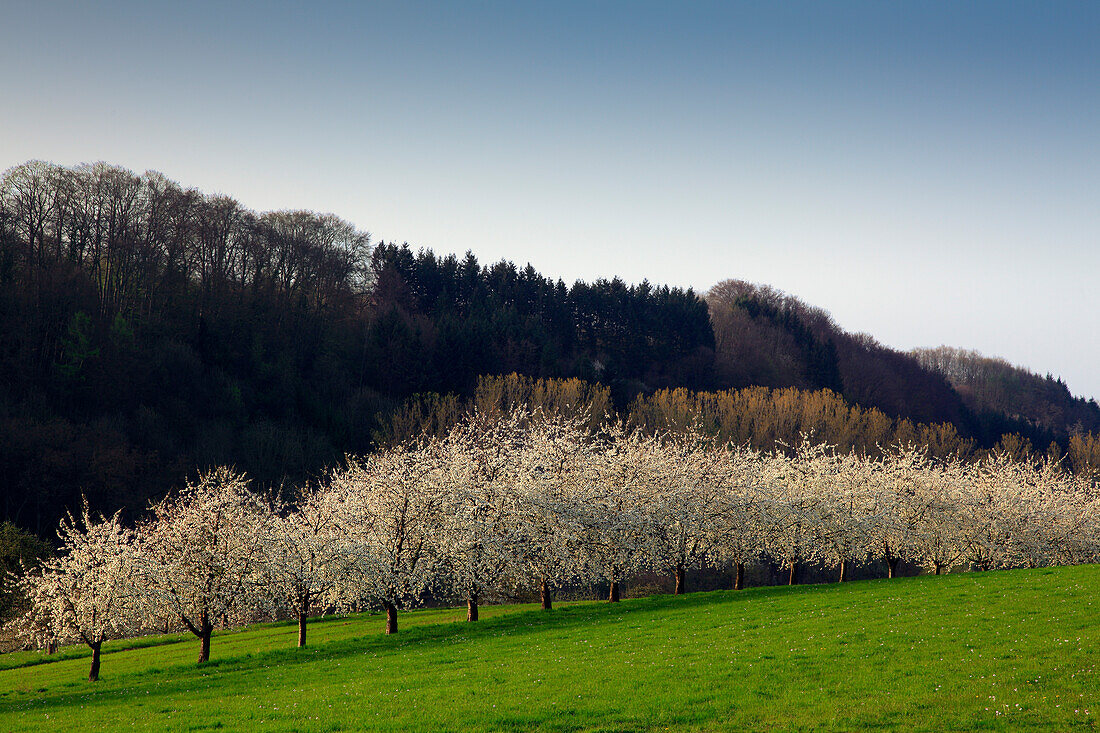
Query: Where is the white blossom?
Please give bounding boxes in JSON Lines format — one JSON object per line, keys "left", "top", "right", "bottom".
{"left": 18, "top": 503, "right": 138, "bottom": 680}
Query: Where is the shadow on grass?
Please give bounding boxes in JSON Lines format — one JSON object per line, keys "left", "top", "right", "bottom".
{"left": 2, "top": 569, "right": 1039, "bottom": 719}
{"left": 0, "top": 586, "right": 796, "bottom": 714}
{"left": 0, "top": 631, "right": 198, "bottom": 672}
{"left": 3, "top": 570, "right": 1000, "bottom": 678}
{"left": 0, "top": 609, "right": 388, "bottom": 674}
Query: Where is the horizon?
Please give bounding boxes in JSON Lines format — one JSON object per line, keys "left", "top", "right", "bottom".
{"left": 2, "top": 1, "right": 1097, "bottom": 399}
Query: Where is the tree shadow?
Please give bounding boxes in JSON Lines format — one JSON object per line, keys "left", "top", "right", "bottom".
{"left": 0, "top": 578, "right": 928, "bottom": 718}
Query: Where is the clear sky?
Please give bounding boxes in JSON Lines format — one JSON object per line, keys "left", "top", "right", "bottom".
{"left": 3, "top": 1, "right": 1098, "bottom": 398}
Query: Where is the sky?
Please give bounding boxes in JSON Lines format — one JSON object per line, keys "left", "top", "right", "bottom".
{"left": 2, "top": 1, "right": 1098, "bottom": 398}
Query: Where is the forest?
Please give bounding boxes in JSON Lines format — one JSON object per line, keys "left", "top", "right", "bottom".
{"left": 2, "top": 160, "right": 1099, "bottom": 540}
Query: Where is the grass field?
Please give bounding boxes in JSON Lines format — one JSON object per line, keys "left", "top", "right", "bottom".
{"left": 1, "top": 566, "right": 1098, "bottom": 731}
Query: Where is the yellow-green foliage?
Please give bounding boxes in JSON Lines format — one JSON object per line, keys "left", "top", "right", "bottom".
{"left": 628, "top": 386, "right": 974, "bottom": 459}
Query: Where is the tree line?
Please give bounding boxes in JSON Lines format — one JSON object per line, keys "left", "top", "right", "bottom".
{"left": 367, "top": 242, "right": 714, "bottom": 401}
{"left": 13, "top": 409, "right": 1100, "bottom": 682}
{"left": 913, "top": 346, "right": 1100, "bottom": 442}
{"left": 0, "top": 162, "right": 710, "bottom": 534}
{"left": 4, "top": 160, "right": 1099, "bottom": 540}
{"left": 706, "top": 280, "right": 977, "bottom": 428}
{"left": 384, "top": 373, "right": 1100, "bottom": 474}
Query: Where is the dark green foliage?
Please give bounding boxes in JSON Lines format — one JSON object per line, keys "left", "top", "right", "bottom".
{"left": 0, "top": 164, "right": 716, "bottom": 532}
{"left": 57, "top": 312, "right": 99, "bottom": 380}
{"left": 368, "top": 243, "right": 715, "bottom": 406}
{"left": 1, "top": 161, "right": 1092, "bottom": 536}
{"left": 0, "top": 522, "right": 50, "bottom": 619}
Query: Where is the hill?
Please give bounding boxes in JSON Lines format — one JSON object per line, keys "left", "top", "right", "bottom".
{"left": 3, "top": 160, "right": 1098, "bottom": 536}
{"left": 707, "top": 281, "right": 978, "bottom": 432}
{"left": 1, "top": 566, "right": 1098, "bottom": 731}
{"left": 0, "top": 162, "right": 711, "bottom": 534}
{"left": 704, "top": 280, "right": 1100, "bottom": 454}
{"left": 913, "top": 346, "right": 1100, "bottom": 444}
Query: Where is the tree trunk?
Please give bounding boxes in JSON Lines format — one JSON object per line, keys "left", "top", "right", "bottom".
{"left": 787, "top": 560, "right": 798, "bottom": 586}
{"left": 934, "top": 562, "right": 944, "bottom": 575}
{"left": 540, "top": 577, "right": 552, "bottom": 611}
{"left": 838, "top": 559, "right": 848, "bottom": 583}
{"left": 674, "top": 564, "right": 685, "bottom": 595}
{"left": 88, "top": 641, "right": 102, "bottom": 682}
{"left": 46, "top": 640, "right": 58, "bottom": 655}
{"left": 608, "top": 581, "right": 620, "bottom": 603}
{"left": 296, "top": 593, "right": 310, "bottom": 647}
{"left": 384, "top": 602, "right": 398, "bottom": 634}
{"left": 887, "top": 556, "right": 899, "bottom": 579}
{"left": 734, "top": 562, "right": 745, "bottom": 590}
{"left": 467, "top": 592, "right": 479, "bottom": 622}
{"left": 198, "top": 627, "right": 212, "bottom": 664}
{"left": 196, "top": 610, "right": 213, "bottom": 664}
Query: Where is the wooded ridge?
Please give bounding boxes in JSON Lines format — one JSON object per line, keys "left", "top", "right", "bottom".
{"left": 2, "top": 160, "right": 1097, "bottom": 535}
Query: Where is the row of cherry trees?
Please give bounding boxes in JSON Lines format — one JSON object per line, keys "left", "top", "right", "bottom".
{"left": 14, "top": 411, "right": 1100, "bottom": 680}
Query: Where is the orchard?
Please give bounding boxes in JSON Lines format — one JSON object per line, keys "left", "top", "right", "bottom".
{"left": 13, "top": 410, "right": 1100, "bottom": 682}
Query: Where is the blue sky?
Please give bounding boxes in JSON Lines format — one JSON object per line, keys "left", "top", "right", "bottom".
{"left": 3, "top": 1, "right": 1098, "bottom": 397}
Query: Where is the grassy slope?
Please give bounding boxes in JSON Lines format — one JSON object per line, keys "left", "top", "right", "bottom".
{"left": 1, "top": 567, "right": 1098, "bottom": 732}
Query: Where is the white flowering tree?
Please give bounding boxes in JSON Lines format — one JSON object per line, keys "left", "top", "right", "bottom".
{"left": 865, "top": 445, "right": 935, "bottom": 578}
{"left": 992, "top": 455, "right": 1061, "bottom": 569}
{"left": 760, "top": 441, "right": 826, "bottom": 585}
{"left": 956, "top": 454, "right": 1023, "bottom": 571}
{"left": 708, "top": 445, "right": 769, "bottom": 590}
{"left": 577, "top": 424, "right": 656, "bottom": 602}
{"left": 136, "top": 468, "right": 269, "bottom": 663}
{"left": 18, "top": 504, "right": 138, "bottom": 681}
{"left": 811, "top": 451, "right": 874, "bottom": 582}
{"left": 1046, "top": 471, "right": 1100, "bottom": 566}
{"left": 910, "top": 457, "right": 967, "bottom": 575}
{"left": 332, "top": 444, "right": 443, "bottom": 634}
{"left": 435, "top": 411, "right": 529, "bottom": 621}
{"left": 512, "top": 413, "right": 592, "bottom": 610}
{"left": 264, "top": 483, "right": 357, "bottom": 646}
{"left": 643, "top": 432, "right": 728, "bottom": 595}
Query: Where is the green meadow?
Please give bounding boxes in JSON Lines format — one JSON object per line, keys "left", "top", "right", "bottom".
{"left": 2, "top": 566, "right": 1097, "bottom": 731}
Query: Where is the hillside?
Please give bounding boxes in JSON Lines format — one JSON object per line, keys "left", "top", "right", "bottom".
{"left": 2, "top": 567, "right": 1098, "bottom": 731}
{"left": 0, "top": 162, "right": 711, "bottom": 534}
{"left": 704, "top": 281, "right": 1100, "bottom": 454}
{"left": 913, "top": 346, "right": 1100, "bottom": 443}
{"left": 706, "top": 281, "right": 977, "bottom": 431}
{"left": 3, "top": 160, "right": 1097, "bottom": 536}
